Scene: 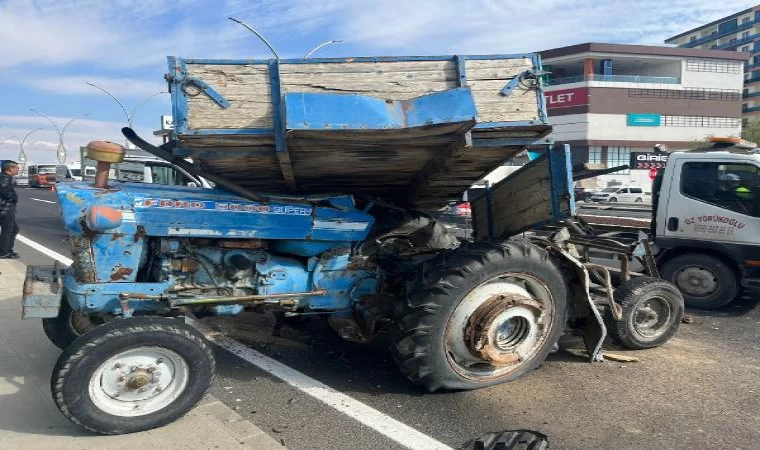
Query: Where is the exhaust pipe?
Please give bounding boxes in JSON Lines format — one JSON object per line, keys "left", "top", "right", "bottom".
{"left": 85, "top": 141, "right": 125, "bottom": 188}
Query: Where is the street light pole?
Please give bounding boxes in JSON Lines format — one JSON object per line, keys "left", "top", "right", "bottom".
{"left": 30, "top": 109, "right": 90, "bottom": 164}
{"left": 304, "top": 40, "right": 343, "bottom": 58}
{"left": 19, "top": 128, "right": 44, "bottom": 171}
{"left": 85, "top": 82, "right": 167, "bottom": 148}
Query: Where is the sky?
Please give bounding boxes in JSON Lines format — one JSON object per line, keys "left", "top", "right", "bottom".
{"left": 0, "top": 0, "right": 757, "bottom": 166}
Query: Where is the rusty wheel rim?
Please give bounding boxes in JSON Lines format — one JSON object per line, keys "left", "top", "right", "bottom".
{"left": 445, "top": 273, "right": 555, "bottom": 381}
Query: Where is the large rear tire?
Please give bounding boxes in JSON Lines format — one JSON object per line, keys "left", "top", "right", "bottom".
{"left": 660, "top": 254, "right": 738, "bottom": 309}
{"left": 51, "top": 317, "right": 215, "bottom": 435}
{"left": 391, "top": 242, "right": 567, "bottom": 392}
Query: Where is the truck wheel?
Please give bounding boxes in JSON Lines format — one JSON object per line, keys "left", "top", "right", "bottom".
{"left": 51, "top": 317, "right": 215, "bottom": 435}
{"left": 42, "top": 298, "right": 102, "bottom": 349}
{"left": 391, "top": 242, "right": 567, "bottom": 391}
{"left": 660, "top": 254, "right": 738, "bottom": 309}
{"left": 609, "top": 277, "right": 683, "bottom": 349}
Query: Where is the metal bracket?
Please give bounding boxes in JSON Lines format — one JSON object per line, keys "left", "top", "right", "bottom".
{"left": 548, "top": 244, "right": 607, "bottom": 363}
{"left": 500, "top": 69, "right": 548, "bottom": 97}
{"left": 181, "top": 78, "right": 231, "bottom": 109}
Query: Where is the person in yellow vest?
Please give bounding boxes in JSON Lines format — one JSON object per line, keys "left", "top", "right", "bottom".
{"left": 717, "top": 173, "right": 752, "bottom": 214}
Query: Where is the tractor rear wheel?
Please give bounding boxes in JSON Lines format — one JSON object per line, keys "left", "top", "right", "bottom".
{"left": 391, "top": 241, "right": 567, "bottom": 391}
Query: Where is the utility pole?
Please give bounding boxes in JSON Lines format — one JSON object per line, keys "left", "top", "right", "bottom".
{"left": 30, "top": 109, "right": 90, "bottom": 164}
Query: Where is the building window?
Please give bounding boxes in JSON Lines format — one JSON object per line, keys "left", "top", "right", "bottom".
{"left": 588, "top": 146, "right": 602, "bottom": 164}
{"left": 662, "top": 115, "right": 741, "bottom": 128}
{"left": 685, "top": 59, "right": 741, "bottom": 73}
{"left": 742, "top": 46, "right": 751, "bottom": 53}
{"left": 742, "top": 31, "right": 750, "bottom": 40}
{"left": 628, "top": 88, "right": 740, "bottom": 101}
{"left": 681, "top": 162, "right": 758, "bottom": 217}
{"left": 743, "top": 17, "right": 751, "bottom": 25}
{"left": 607, "top": 147, "right": 630, "bottom": 174}
{"left": 690, "top": 36, "right": 697, "bottom": 42}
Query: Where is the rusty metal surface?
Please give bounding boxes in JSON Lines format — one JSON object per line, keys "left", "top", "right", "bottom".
{"left": 22, "top": 264, "right": 64, "bottom": 319}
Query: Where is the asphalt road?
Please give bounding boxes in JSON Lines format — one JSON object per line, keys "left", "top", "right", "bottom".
{"left": 10, "top": 186, "right": 760, "bottom": 450}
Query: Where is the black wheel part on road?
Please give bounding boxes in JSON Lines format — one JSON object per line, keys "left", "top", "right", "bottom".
{"left": 634, "top": 197, "right": 643, "bottom": 202}
{"left": 608, "top": 277, "right": 683, "bottom": 349}
{"left": 51, "top": 317, "right": 215, "bottom": 435}
{"left": 391, "top": 241, "right": 567, "bottom": 392}
{"left": 608, "top": 197, "right": 617, "bottom": 202}
{"left": 659, "top": 253, "right": 738, "bottom": 310}
{"left": 42, "top": 298, "right": 101, "bottom": 349}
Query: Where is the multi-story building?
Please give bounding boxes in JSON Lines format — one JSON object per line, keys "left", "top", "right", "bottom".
{"left": 538, "top": 42, "right": 747, "bottom": 188}
{"left": 665, "top": 5, "right": 760, "bottom": 123}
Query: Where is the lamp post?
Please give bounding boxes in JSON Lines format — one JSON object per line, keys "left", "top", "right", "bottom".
{"left": 304, "top": 40, "right": 343, "bottom": 58}
{"left": 19, "top": 128, "right": 44, "bottom": 171}
{"left": 30, "top": 109, "right": 90, "bottom": 164}
{"left": 85, "top": 82, "right": 167, "bottom": 148}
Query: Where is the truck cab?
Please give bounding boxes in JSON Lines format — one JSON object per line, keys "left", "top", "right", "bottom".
{"left": 653, "top": 139, "right": 760, "bottom": 308}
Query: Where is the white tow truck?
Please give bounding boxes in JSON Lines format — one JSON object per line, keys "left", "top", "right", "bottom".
{"left": 650, "top": 137, "right": 759, "bottom": 309}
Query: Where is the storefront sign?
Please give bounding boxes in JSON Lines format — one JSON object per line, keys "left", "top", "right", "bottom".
{"left": 627, "top": 114, "right": 661, "bottom": 126}
{"left": 630, "top": 152, "right": 669, "bottom": 170}
{"left": 545, "top": 87, "right": 589, "bottom": 109}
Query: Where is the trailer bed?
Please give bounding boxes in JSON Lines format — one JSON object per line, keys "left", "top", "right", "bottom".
{"left": 167, "top": 54, "right": 550, "bottom": 208}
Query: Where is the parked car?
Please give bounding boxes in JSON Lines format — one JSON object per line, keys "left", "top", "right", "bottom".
{"left": 588, "top": 185, "right": 645, "bottom": 202}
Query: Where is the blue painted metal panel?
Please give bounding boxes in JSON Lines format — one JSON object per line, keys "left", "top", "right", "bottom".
{"left": 284, "top": 87, "right": 477, "bottom": 130}
{"left": 167, "top": 57, "right": 190, "bottom": 136}
{"left": 118, "top": 182, "right": 373, "bottom": 241}
{"left": 256, "top": 254, "right": 310, "bottom": 295}
{"left": 546, "top": 144, "right": 575, "bottom": 220}
{"left": 533, "top": 54, "right": 549, "bottom": 124}
{"left": 180, "top": 54, "right": 537, "bottom": 66}
{"left": 181, "top": 78, "right": 231, "bottom": 108}
{"left": 65, "top": 272, "right": 172, "bottom": 314}
{"left": 455, "top": 55, "right": 467, "bottom": 87}
{"left": 56, "top": 183, "right": 144, "bottom": 283}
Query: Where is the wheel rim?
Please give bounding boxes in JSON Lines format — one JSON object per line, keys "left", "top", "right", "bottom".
{"left": 632, "top": 296, "right": 672, "bottom": 339}
{"left": 445, "top": 274, "right": 555, "bottom": 381}
{"left": 674, "top": 265, "right": 718, "bottom": 297}
{"left": 89, "top": 346, "right": 190, "bottom": 417}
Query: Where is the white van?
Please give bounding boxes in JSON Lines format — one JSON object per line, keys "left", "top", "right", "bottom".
{"left": 588, "top": 185, "right": 645, "bottom": 203}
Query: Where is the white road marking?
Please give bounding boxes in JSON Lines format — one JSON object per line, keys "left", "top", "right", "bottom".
{"left": 15, "top": 235, "right": 452, "bottom": 450}
{"left": 31, "top": 198, "right": 56, "bottom": 204}
{"left": 196, "top": 322, "right": 452, "bottom": 450}
{"left": 16, "top": 235, "right": 73, "bottom": 265}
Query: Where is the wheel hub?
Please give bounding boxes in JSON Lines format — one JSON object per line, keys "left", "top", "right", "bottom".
{"left": 675, "top": 266, "right": 718, "bottom": 297}
{"left": 124, "top": 370, "right": 154, "bottom": 390}
{"left": 89, "top": 347, "right": 189, "bottom": 417}
{"left": 632, "top": 297, "right": 672, "bottom": 338}
{"left": 465, "top": 294, "right": 544, "bottom": 366}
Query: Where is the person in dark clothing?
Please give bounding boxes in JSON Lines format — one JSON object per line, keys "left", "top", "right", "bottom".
{"left": 0, "top": 160, "right": 20, "bottom": 259}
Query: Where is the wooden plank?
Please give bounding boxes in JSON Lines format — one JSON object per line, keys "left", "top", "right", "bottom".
{"left": 470, "top": 158, "right": 558, "bottom": 239}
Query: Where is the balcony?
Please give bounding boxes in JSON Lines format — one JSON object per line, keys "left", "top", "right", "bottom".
{"left": 742, "top": 105, "right": 760, "bottom": 113}
{"left": 743, "top": 91, "right": 760, "bottom": 99}
{"left": 679, "top": 20, "right": 758, "bottom": 48}
{"left": 545, "top": 74, "right": 680, "bottom": 86}
{"left": 714, "top": 31, "right": 760, "bottom": 50}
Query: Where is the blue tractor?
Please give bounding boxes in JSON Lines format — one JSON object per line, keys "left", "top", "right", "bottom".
{"left": 22, "top": 52, "right": 683, "bottom": 435}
